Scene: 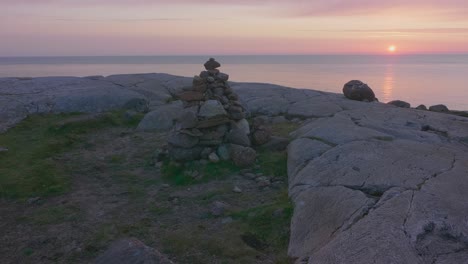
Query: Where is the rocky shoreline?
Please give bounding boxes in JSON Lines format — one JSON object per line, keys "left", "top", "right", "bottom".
{"left": 1, "top": 73, "right": 468, "bottom": 263}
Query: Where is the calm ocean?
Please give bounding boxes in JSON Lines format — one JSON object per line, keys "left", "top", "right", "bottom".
{"left": 0, "top": 55, "right": 467, "bottom": 110}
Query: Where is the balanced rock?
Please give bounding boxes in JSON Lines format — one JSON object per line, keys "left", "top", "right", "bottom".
{"left": 388, "top": 100, "right": 411, "bottom": 108}
{"left": 343, "top": 80, "right": 376, "bottom": 102}
{"left": 204, "top": 58, "right": 221, "bottom": 70}
{"left": 168, "top": 58, "right": 252, "bottom": 163}
{"left": 429, "top": 104, "right": 449, "bottom": 113}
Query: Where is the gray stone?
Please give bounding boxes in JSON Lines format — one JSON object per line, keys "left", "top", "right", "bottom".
{"left": 217, "top": 144, "right": 231, "bottom": 161}
{"left": 94, "top": 238, "right": 173, "bottom": 264}
{"left": 226, "top": 128, "right": 251, "bottom": 147}
{"left": 231, "top": 119, "right": 250, "bottom": 135}
{"left": 230, "top": 144, "right": 256, "bottom": 167}
{"left": 168, "top": 133, "right": 199, "bottom": 148}
{"left": 416, "top": 104, "right": 428, "bottom": 110}
{"left": 177, "top": 110, "right": 198, "bottom": 129}
{"left": 233, "top": 186, "right": 242, "bottom": 193}
{"left": 210, "top": 201, "right": 227, "bottom": 216}
{"left": 429, "top": 104, "right": 449, "bottom": 113}
{"left": 137, "top": 101, "right": 183, "bottom": 132}
{"left": 0, "top": 147, "right": 8, "bottom": 152}
{"left": 208, "top": 152, "right": 220, "bottom": 163}
{"left": 198, "top": 100, "right": 227, "bottom": 118}
{"left": 388, "top": 100, "right": 411, "bottom": 108}
{"left": 217, "top": 72, "right": 229, "bottom": 81}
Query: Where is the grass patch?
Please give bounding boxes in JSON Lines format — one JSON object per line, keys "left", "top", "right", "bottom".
{"left": 256, "top": 150, "right": 288, "bottom": 177}
{"left": 161, "top": 160, "right": 241, "bottom": 186}
{"left": 230, "top": 190, "right": 293, "bottom": 261}
{"left": 0, "top": 111, "right": 144, "bottom": 199}
{"left": 269, "top": 122, "right": 301, "bottom": 138}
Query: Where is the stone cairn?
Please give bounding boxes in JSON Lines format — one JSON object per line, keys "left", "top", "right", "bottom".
{"left": 167, "top": 58, "right": 257, "bottom": 167}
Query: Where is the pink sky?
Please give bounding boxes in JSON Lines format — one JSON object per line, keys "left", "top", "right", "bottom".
{"left": 1, "top": 0, "right": 468, "bottom": 56}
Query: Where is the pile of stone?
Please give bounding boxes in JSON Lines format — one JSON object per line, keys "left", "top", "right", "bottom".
{"left": 167, "top": 58, "right": 256, "bottom": 167}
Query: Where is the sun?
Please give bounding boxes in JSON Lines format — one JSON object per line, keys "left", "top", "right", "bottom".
{"left": 388, "top": 45, "right": 397, "bottom": 53}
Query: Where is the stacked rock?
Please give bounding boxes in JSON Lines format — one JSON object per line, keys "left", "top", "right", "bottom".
{"left": 168, "top": 58, "right": 256, "bottom": 167}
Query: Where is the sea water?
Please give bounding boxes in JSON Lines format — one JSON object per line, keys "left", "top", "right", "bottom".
{"left": 0, "top": 54, "right": 467, "bottom": 110}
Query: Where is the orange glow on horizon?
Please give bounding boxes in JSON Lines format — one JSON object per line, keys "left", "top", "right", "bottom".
{"left": 388, "top": 45, "right": 397, "bottom": 53}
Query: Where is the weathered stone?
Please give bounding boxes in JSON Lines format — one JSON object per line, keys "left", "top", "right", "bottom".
{"left": 198, "top": 100, "right": 227, "bottom": 118}
{"left": 208, "top": 152, "right": 220, "bottom": 163}
{"left": 177, "top": 110, "right": 198, "bottom": 129}
{"left": 210, "top": 201, "right": 228, "bottom": 216}
{"left": 168, "top": 133, "right": 199, "bottom": 148}
{"left": 388, "top": 100, "right": 411, "bottom": 108}
{"left": 217, "top": 144, "right": 231, "bottom": 161}
{"left": 252, "top": 129, "right": 272, "bottom": 146}
{"left": 196, "top": 117, "right": 230, "bottom": 128}
{"left": 429, "top": 104, "right": 449, "bottom": 112}
{"left": 213, "top": 87, "right": 224, "bottom": 96}
{"left": 0, "top": 147, "right": 8, "bottom": 152}
{"left": 200, "top": 71, "right": 209, "bottom": 79}
{"left": 193, "top": 75, "right": 204, "bottom": 85}
{"left": 416, "top": 104, "right": 428, "bottom": 110}
{"left": 228, "top": 105, "right": 243, "bottom": 113}
{"left": 199, "top": 139, "right": 223, "bottom": 146}
{"left": 208, "top": 69, "right": 220, "bottom": 76}
{"left": 231, "top": 119, "right": 250, "bottom": 135}
{"left": 217, "top": 72, "right": 229, "bottom": 82}
{"left": 179, "top": 129, "right": 203, "bottom": 137}
{"left": 178, "top": 91, "right": 205, "bottom": 102}
{"left": 227, "top": 94, "right": 239, "bottom": 101}
{"left": 204, "top": 58, "right": 221, "bottom": 70}
{"left": 193, "top": 83, "right": 207, "bottom": 93}
{"left": 342, "top": 80, "right": 376, "bottom": 102}
{"left": 94, "top": 238, "right": 174, "bottom": 264}
{"left": 226, "top": 128, "right": 251, "bottom": 147}
{"left": 137, "top": 101, "right": 183, "bottom": 132}
{"left": 230, "top": 112, "right": 246, "bottom": 120}
{"left": 230, "top": 144, "right": 256, "bottom": 167}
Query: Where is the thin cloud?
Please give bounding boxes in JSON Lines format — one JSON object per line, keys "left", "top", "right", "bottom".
{"left": 299, "top": 28, "right": 468, "bottom": 34}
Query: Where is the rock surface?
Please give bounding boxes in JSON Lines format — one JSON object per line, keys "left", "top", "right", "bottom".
{"left": 2, "top": 72, "right": 468, "bottom": 264}
{"left": 388, "top": 99, "right": 411, "bottom": 108}
{"left": 342, "top": 80, "right": 376, "bottom": 102}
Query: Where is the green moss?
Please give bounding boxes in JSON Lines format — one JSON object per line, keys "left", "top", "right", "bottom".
{"left": 0, "top": 111, "right": 144, "bottom": 199}
{"left": 256, "top": 150, "right": 288, "bottom": 177}
{"left": 269, "top": 122, "right": 300, "bottom": 138}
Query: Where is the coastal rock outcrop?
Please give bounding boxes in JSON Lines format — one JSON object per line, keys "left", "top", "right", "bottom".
{"left": 429, "top": 104, "right": 450, "bottom": 113}
{"left": 342, "top": 80, "right": 377, "bottom": 102}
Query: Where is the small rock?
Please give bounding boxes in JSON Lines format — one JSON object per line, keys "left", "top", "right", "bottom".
{"left": 198, "top": 100, "right": 228, "bottom": 118}
{"left": 233, "top": 186, "right": 243, "bottom": 193}
{"left": 210, "top": 201, "right": 228, "bottom": 217}
{"left": 252, "top": 129, "right": 272, "bottom": 146}
{"left": 208, "top": 152, "right": 220, "bottom": 163}
{"left": 272, "top": 208, "right": 284, "bottom": 218}
{"left": 221, "top": 217, "right": 234, "bottom": 224}
{"left": 243, "top": 173, "right": 257, "bottom": 180}
{"left": 226, "top": 128, "right": 251, "bottom": 147}
{"left": 217, "top": 144, "right": 231, "bottom": 161}
{"left": 415, "top": 104, "right": 428, "bottom": 110}
{"left": 261, "top": 136, "right": 290, "bottom": 151}
{"left": 27, "top": 197, "right": 41, "bottom": 204}
{"left": 257, "top": 179, "right": 271, "bottom": 188}
{"left": 0, "top": 147, "right": 8, "bottom": 152}
{"left": 387, "top": 100, "right": 411, "bottom": 108}
{"left": 168, "top": 133, "right": 199, "bottom": 148}
{"left": 217, "top": 72, "right": 229, "bottom": 81}
{"left": 429, "top": 104, "right": 449, "bottom": 113}
{"left": 161, "top": 184, "right": 170, "bottom": 188}
{"left": 178, "top": 91, "right": 205, "bottom": 102}
{"left": 177, "top": 110, "right": 198, "bottom": 129}
{"left": 230, "top": 144, "right": 257, "bottom": 167}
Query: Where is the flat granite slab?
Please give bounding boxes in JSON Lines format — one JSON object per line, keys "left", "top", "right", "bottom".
{"left": 1, "top": 73, "right": 468, "bottom": 264}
